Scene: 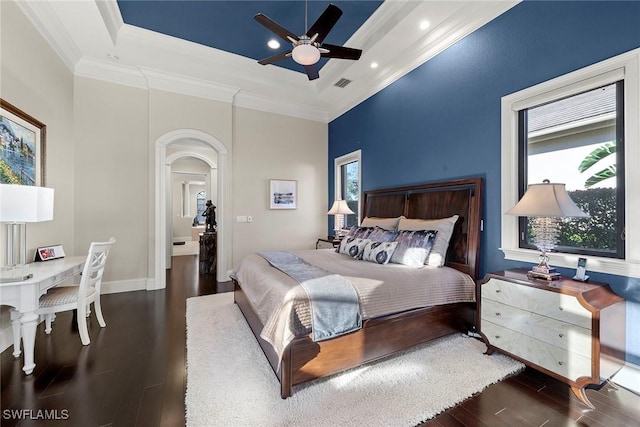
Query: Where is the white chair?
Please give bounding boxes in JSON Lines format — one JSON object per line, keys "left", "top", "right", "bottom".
{"left": 37, "top": 238, "right": 116, "bottom": 345}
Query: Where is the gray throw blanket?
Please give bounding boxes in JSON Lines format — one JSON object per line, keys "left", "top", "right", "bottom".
{"left": 258, "top": 251, "right": 362, "bottom": 342}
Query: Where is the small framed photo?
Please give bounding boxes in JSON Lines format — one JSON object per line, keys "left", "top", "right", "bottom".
{"left": 34, "top": 244, "right": 65, "bottom": 262}
{"left": 269, "top": 179, "right": 297, "bottom": 209}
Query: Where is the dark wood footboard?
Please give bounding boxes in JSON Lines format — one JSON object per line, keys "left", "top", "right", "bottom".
{"left": 234, "top": 279, "right": 474, "bottom": 398}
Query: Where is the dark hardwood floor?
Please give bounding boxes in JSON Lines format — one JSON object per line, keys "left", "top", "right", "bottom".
{"left": 2, "top": 255, "right": 639, "bottom": 426}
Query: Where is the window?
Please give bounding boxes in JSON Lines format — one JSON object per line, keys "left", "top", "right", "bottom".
{"left": 334, "top": 150, "right": 361, "bottom": 227}
{"left": 501, "top": 48, "right": 640, "bottom": 278}
{"left": 518, "top": 82, "right": 624, "bottom": 259}
{"left": 196, "top": 191, "right": 206, "bottom": 225}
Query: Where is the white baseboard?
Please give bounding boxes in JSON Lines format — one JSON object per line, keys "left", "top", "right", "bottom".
{"left": 173, "top": 236, "right": 191, "bottom": 242}
{"left": 612, "top": 362, "right": 640, "bottom": 395}
{"left": 0, "top": 323, "right": 14, "bottom": 355}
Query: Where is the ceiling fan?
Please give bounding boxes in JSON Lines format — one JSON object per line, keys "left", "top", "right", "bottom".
{"left": 254, "top": 3, "right": 363, "bottom": 81}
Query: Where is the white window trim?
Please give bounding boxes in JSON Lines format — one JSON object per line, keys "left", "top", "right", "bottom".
{"left": 501, "top": 48, "right": 640, "bottom": 278}
{"left": 334, "top": 149, "right": 362, "bottom": 225}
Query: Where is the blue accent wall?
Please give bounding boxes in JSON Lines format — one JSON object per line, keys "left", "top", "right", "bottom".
{"left": 329, "top": 1, "right": 640, "bottom": 364}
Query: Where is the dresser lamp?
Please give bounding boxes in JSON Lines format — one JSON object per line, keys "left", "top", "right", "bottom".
{"left": 506, "top": 180, "right": 588, "bottom": 280}
{"left": 327, "top": 200, "right": 355, "bottom": 238}
{"left": 0, "top": 184, "right": 54, "bottom": 272}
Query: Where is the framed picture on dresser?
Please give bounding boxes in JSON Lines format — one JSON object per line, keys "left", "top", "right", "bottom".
{"left": 0, "top": 99, "right": 46, "bottom": 186}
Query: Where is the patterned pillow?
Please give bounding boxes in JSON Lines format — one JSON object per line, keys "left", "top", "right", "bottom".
{"left": 361, "top": 241, "right": 398, "bottom": 265}
{"left": 390, "top": 230, "right": 438, "bottom": 268}
{"left": 398, "top": 216, "right": 459, "bottom": 266}
{"left": 338, "top": 237, "right": 371, "bottom": 258}
{"left": 336, "top": 226, "right": 374, "bottom": 252}
{"left": 368, "top": 226, "right": 398, "bottom": 242}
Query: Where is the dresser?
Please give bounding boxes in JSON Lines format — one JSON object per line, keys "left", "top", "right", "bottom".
{"left": 480, "top": 269, "right": 626, "bottom": 408}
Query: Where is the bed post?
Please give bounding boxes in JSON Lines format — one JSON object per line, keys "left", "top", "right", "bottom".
{"left": 280, "top": 347, "right": 293, "bottom": 399}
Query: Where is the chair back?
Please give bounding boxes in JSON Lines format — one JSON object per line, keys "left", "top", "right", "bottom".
{"left": 78, "top": 238, "right": 116, "bottom": 303}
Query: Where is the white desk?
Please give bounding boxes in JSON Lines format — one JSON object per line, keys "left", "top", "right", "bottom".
{"left": 0, "top": 256, "right": 85, "bottom": 374}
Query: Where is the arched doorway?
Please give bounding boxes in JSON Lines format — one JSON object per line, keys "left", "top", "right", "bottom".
{"left": 153, "top": 129, "right": 229, "bottom": 289}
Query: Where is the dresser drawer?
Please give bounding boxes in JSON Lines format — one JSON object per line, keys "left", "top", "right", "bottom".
{"left": 482, "top": 299, "right": 592, "bottom": 358}
{"left": 483, "top": 278, "right": 592, "bottom": 328}
{"left": 483, "top": 321, "right": 592, "bottom": 380}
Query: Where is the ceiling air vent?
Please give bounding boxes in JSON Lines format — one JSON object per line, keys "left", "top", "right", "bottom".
{"left": 334, "top": 78, "right": 352, "bottom": 88}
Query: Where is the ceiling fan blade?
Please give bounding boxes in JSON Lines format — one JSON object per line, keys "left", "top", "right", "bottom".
{"left": 254, "top": 13, "right": 299, "bottom": 43}
{"left": 258, "top": 50, "right": 292, "bottom": 65}
{"left": 304, "top": 64, "right": 320, "bottom": 81}
{"left": 306, "top": 4, "right": 342, "bottom": 44}
{"left": 320, "top": 44, "right": 362, "bottom": 60}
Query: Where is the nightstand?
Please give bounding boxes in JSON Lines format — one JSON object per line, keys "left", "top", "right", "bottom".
{"left": 315, "top": 237, "right": 342, "bottom": 249}
{"left": 480, "top": 269, "right": 626, "bottom": 409}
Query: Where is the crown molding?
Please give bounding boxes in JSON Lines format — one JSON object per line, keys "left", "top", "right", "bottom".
{"left": 324, "top": 0, "right": 521, "bottom": 121}
{"left": 15, "top": 0, "right": 520, "bottom": 123}
{"left": 74, "top": 57, "right": 148, "bottom": 90}
{"left": 15, "top": 0, "right": 82, "bottom": 72}
{"left": 95, "top": 0, "right": 123, "bottom": 46}
{"left": 233, "top": 91, "right": 328, "bottom": 123}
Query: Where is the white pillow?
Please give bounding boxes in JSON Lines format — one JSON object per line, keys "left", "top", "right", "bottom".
{"left": 360, "top": 216, "right": 403, "bottom": 231}
{"left": 398, "top": 215, "right": 459, "bottom": 267}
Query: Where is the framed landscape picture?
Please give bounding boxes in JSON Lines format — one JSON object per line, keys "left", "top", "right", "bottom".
{"left": 0, "top": 99, "right": 46, "bottom": 186}
{"left": 269, "top": 179, "right": 297, "bottom": 209}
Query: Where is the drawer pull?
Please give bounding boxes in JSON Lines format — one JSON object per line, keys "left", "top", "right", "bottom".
{"left": 558, "top": 361, "right": 564, "bottom": 366}
{"left": 495, "top": 312, "right": 502, "bottom": 316}
{"left": 558, "top": 333, "right": 564, "bottom": 338}
{"left": 494, "top": 335, "right": 501, "bottom": 340}
{"left": 495, "top": 289, "right": 501, "bottom": 293}
{"left": 558, "top": 306, "right": 564, "bottom": 311}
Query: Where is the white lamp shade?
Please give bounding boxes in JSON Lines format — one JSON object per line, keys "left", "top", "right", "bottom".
{"left": 327, "top": 200, "right": 355, "bottom": 215}
{"left": 292, "top": 44, "right": 320, "bottom": 65}
{"left": 506, "top": 182, "right": 588, "bottom": 218}
{"left": 0, "top": 184, "right": 54, "bottom": 222}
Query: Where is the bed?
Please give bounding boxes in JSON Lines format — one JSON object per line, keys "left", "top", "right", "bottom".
{"left": 232, "top": 177, "right": 483, "bottom": 398}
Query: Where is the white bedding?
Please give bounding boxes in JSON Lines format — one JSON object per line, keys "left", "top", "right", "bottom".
{"left": 232, "top": 248, "right": 476, "bottom": 360}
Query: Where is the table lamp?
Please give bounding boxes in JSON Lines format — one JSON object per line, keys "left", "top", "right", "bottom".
{"left": 0, "top": 184, "right": 55, "bottom": 269}
{"left": 506, "top": 180, "right": 588, "bottom": 280}
{"left": 327, "top": 200, "right": 355, "bottom": 238}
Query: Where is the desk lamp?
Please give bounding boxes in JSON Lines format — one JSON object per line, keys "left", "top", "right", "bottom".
{"left": 0, "top": 184, "right": 54, "bottom": 269}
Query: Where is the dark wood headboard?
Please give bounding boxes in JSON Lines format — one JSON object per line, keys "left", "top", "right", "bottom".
{"left": 362, "top": 177, "right": 483, "bottom": 280}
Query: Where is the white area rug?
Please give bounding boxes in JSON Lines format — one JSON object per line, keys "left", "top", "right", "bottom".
{"left": 186, "top": 293, "right": 524, "bottom": 427}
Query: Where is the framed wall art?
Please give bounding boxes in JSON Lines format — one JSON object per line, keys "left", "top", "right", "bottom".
{"left": 0, "top": 99, "right": 46, "bottom": 186}
{"left": 269, "top": 179, "right": 297, "bottom": 209}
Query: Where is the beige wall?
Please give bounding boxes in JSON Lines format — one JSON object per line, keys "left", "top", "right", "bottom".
{"left": 1, "top": 0, "right": 75, "bottom": 259}
{"left": 73, "top": 77, "right": 149, "bottom": 281}
{"left": 232, "top": 106, "right": 328, "bottom": 264}
{"left": 1, "top": 1, "right": 329, "bottom": 290}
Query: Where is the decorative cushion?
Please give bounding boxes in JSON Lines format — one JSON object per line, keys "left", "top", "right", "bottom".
{"left": 390, "top": 230, "right": 438, "bottom": 268}
{"left": 39, "top": 286, "right": 96, "bottom": 308}
{"left": 337, "top": 226, "right": 373, "bottom": 252}
{"left": 361, "top": 241, "right": 398, "bottom": 265}
{"left": 338, "top": 237, "right": 371, "bottom": 258}
{"left": 343, "top": 225, "right": 374, "bottom": 239}
{"left": 398, "top": 215, "right": 459, "bottom": 267}
{"left": 368, "top": 226, "right": 398, "bottom": 242}
{"left": 360, "top": 216, "right": 403, "bottom": 231}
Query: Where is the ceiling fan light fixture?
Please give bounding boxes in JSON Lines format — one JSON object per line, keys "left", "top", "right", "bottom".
{"left": 292, "top": 44, "right": 320, "bottom": 65}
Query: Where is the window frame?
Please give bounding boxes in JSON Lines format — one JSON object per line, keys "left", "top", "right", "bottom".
{"left": 501, "top": 48, "right": 640, "bottom": 278}
{"left": 334, "top": 149, "right": 362, "bottom": 226}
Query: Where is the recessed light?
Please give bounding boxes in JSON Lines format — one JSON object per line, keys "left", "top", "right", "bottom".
{"left": 370, "top": 62, "right": 379, "bottom": 69}
{"left": 419, "top": 20, "right": 430, "bottom": 30}
{"left": 267, "top": 39, "right": 280, "bottom": 49}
